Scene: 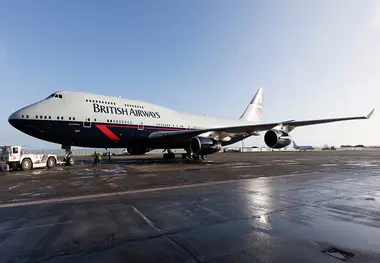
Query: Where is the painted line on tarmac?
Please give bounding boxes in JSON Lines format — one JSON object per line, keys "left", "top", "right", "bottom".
{"left": 0, "top": 179, "right": 244, "bottom": 209}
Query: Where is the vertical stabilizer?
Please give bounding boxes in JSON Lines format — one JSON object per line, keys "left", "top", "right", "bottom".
{"left": 239, "top": 87, "right": 263, "bottom": 122}
{"left": 293, "top": 141, "right": 298, "bottom": 149}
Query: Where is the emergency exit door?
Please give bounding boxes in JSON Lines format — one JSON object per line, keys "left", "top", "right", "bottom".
{"left": 138, "top": 122, "right": 144, "bottom": 130}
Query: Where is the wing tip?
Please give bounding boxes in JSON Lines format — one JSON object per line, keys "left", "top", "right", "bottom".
{"left": 366, "top": 108, "right": 375, "bottom": 119}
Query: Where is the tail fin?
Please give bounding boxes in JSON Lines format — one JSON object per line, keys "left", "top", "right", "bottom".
{"left": 239, "top": 87, "right": 263, "bottom": 122}
{"left": 293, "top": 141, "right": 298, "bottom": 148}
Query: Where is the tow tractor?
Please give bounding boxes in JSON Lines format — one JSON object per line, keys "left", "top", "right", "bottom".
{"left": 0, "top": 145, "right": 64, "bottom": 171}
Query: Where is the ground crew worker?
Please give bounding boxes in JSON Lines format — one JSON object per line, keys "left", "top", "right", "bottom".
{"left": 93, "top": 151, "right": 98, "bottom": 166}
{"left": 97, "top": 152, "right": 102, "bottom": 166}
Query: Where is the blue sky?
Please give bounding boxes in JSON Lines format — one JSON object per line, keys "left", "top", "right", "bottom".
{"left": 0, "top": 0, "right": 379, "bottom": 149}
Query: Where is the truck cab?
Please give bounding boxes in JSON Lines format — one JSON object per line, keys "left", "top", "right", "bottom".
{"left": 0, "top": 145, "right": 59, "bottom": 171}
{"left": 1, "top": 146, "right": 23, "bottom": 162}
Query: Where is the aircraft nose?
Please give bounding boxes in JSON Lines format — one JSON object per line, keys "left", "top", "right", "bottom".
{"left": 8, "top": 111, "right": 17, "bottom": 127}
{"left": 8, "top": 109, "right": 27, "bottom": 128}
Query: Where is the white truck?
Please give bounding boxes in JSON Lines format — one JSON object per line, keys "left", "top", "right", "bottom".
{"left": 0, "top": 145, "right": 62, "bottom": 171}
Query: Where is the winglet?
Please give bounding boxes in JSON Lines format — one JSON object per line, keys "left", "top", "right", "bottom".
{"left": 366, "top": 108, "right": 375, "bottom": 119}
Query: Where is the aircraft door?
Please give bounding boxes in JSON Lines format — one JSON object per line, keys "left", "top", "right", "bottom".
{"left": 83, "top": 117, "right": 91, "bottom": 128}
{"left": 138, "top": 122, "right": 144, "bottom": 131}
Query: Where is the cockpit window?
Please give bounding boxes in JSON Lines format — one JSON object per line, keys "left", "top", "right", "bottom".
{"left": 46, "top": 93, "right": 63, "bottom": 99}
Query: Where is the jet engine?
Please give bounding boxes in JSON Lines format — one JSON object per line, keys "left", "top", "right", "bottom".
{"left": 264, "top": 129, "right": 292, "bottom": 149}
{"left": 126, "top": 147, "right": 150, "bottom": 155}
{"left": 190, "top": 136, "right": 222, "bottom": 155}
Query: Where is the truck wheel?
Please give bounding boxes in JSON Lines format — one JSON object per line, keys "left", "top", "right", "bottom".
{"left": 47, "top": 157, "right": 56, "bottom": 168}
{"left": 21, "top": 159, "right": 32, "bottom": 171}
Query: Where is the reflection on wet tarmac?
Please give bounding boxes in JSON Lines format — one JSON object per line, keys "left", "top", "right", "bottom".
{"left": 0, "top": 151, "right": 380, "bottom": 262}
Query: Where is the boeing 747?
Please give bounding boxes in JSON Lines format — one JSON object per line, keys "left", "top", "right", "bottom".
{"left": 8, "top": 88, "right": 374, "bottom": 165}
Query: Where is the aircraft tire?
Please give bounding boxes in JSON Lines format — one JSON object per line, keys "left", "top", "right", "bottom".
{"left": 66, "top": 157, "right": 75, "bottom": 166}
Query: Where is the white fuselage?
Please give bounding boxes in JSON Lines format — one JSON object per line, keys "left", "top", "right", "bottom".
{"left": 8, "top": 91, "right": 256, "bottom": 150}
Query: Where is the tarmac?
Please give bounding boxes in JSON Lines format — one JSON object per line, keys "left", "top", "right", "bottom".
{"left": 1, "top": 151, "right": 380, "bottom": 263}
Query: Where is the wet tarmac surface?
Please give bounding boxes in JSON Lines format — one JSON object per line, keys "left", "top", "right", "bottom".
{"left": 1, "top": 151, "right": 380, "bottom": 262}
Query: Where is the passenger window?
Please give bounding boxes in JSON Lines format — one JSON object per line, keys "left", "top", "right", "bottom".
{"left": 61, "top": 117, "right": 63, "bottom": 120}
{"left": 73, "top": 117, "right": 75, "bottom": 120}
{"left": 69, "top": 117, "right": 71, "bottom": 120}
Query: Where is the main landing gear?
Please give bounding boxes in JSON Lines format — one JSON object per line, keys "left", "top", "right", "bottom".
{"left": 181, "top": 149, "right": 206, "bottom": 160}
{"left": 62, "top": 145, "right": 75, "bottom": 166}
{"left": 163, "top": 149, "right": 206, "bottom": 161}
{"left": 163, "top": 149, "right": 175, "bottom": 160}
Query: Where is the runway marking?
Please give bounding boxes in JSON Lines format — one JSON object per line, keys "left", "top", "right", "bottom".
{"left": 131, "top": 205, "right": 163, "bottom": 234}
{"left": 0, "top": 179, "right": 245, "bottom": 209}
{"left": 9, "top": 221, "right": 73, "bottom": 232}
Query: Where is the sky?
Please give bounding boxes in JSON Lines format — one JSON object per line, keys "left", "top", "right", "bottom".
{"left": 0, "top": 0, "right": 379, "bottom": 149}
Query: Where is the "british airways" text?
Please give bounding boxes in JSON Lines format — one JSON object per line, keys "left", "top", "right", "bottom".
{"left": 93, "top": 104, "right": 161, "bottom": 118}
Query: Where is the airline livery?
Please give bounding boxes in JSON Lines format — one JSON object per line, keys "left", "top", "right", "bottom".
{"left": 293, "top": 141, "right": 314, "bottom": 151}
{"left": 8, "top": 88, "right": 374, "bottom": 165}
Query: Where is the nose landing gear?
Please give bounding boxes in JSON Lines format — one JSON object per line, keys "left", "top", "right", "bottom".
{"left": 62, "top": 145, "right": 75, "bottom": 166}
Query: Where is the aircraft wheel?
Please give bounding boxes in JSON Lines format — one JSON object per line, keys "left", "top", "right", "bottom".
{"left": 47, "top": 157, "right": 56, "bottom": 168}
{"left": 66, "top": 157, "right": 75, "bottom": 166}
{"left": 21, "top": 158, "right": 32, "bottom": 171}
{"left": 169, "top": 152, "right": 175, "bottom": 159}
{"left": 163, "top": 153, "right": 169, "bottom": 159}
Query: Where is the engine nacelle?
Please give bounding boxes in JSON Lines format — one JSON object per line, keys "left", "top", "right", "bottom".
{"left": 190, "top": 137, "right": 222, "bottom": 155}
{"left": 127, "top": 147, "right": 150, "bottom": 155}
{"left": 264, "top": 129, "right": 292, "bottom": 149}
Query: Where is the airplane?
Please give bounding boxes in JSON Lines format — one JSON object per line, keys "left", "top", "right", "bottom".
{"left": 8, "top": 88, "right": 375, "bottom": 165}
{"left": 293, "top": 141, "right": 314, "bottom": 151}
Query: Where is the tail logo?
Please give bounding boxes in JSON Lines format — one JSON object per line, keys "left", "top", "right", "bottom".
{"left": 256, "top": 108, "right": 262, "bottom": 120}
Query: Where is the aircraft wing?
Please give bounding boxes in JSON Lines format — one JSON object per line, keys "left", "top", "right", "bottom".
{"left": 148, "top": 109, "right": 375, "bottom": 143}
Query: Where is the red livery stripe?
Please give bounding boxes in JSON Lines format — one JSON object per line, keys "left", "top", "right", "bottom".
{"left": 95, "top": 124, "right": 120, "bottom": 141}
{"left": 255, "top": 108, "right": 262, "bottom": 120}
